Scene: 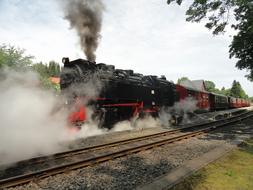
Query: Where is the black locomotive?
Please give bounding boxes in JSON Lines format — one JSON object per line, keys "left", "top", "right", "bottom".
{"left": 60, "top": 58, "right": 177, "bottom": 127}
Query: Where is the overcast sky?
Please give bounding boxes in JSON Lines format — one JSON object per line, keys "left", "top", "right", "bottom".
{"left": 0, "top": 0, "right": 252, "bottom": 96}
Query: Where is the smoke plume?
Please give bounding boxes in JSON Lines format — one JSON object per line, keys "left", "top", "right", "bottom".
{"left": 63, "top": 0, "right": 105, "bottom": 61}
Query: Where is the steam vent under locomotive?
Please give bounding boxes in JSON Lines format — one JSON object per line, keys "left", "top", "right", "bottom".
{"left": 60, "top": 57, "right": 177, "bottom": 127}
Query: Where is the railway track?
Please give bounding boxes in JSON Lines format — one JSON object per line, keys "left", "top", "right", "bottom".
{"left": 1, "top": 110, "right": 252, "bottom": 188}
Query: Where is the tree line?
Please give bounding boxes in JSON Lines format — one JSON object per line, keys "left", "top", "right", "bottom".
{"left": 177, "top": 77, "right": 251, "bottom": 100}
{"left": 0, "top": 44, "right": 61, "bottom": 91}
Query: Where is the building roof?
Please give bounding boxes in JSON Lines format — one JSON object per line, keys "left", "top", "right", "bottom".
{"left": 179, "top": 79, "right": 207, "bottom": 92}
{"left": 49, "top": 77, "right": 60, "bottom": 84}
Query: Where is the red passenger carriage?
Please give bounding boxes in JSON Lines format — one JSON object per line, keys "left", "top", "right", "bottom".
{"left": 176, "top": 84, "right": 210, "bottom": 112}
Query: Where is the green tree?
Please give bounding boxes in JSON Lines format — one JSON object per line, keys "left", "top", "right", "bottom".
{"left": 220, "top": 86, "right": 231, "bottom": 96}
{"left": 32, "top": 61, "right": 61, "bottom": 78}
{"left": 32, "top": 62, "right": 61, "bottom": 92}
{"left": 230, "top": 80, "right": 248, "bottom": 98}
{"left": 48, "top": 61, "right": 61, "bottom": 77}
{"left": 32, "top": 62, "right": 49, "bottom": 78}
{"left": 0, "top": 44, "right": 60, "bottom": 91}
{"left": 221, "top": 87, "right": 226, "bottom": 93}
{"left": 0, "top": 44, "right": 33, "bottom": 69}
{"left": 177, "top": 76, "right": 189, "bottom": 84}
{"left": 204, "top": 80, "right": 216, "bottom": 92}
{"left": 204, "top": 80, "right": 221, "bottom": 93}
{"left": 229, "top": 3, "right": 253, "bottom": 81}
{"left": 167, "top": 0, "right": 253, "bottom": 81}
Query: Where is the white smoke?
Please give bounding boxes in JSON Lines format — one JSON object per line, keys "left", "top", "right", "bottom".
{"left": 173, "top": 97, "right": 198, "bottom": 113}
{"left": 174, "top": 97, "right": 198, "bottom": 124}
{"left": 159, "top": 97, "right": 198, "bottom": 126}
{"left": 74, "top": 122, "right": 107, "bottom": 138}
{"left": 112, "top": 120, "right": 133, "bottom": 132}
{"left": 64, "top": 73, "right": 104, "bottom": 104}
{"left": 60, "top": 68, "right": 109, "bottom": 139}
{"left": 0, "top": 69, "right": 71, "bottom": 165}
{"left": 159, "top": 107, "right": 173, "bottom": 127}
{"left": 68, "top": 106, "right": 108, "bottom": 139}
{"left": 112, "top": 116, "right": 160, "bottom": 132}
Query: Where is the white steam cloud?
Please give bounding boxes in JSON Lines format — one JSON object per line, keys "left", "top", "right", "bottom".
{"left": 0, "top": 69, "right": 70, "bottom": 165}
{"left": 108, "top": 97, "right": 198, "bottom": 132}
{"left": 173, "top": 97, "right": 198, "bottom": 113}
{"left": 112, "top": 116, "right": 161, "bottom": 132}
{"left": 174, "top": 97, "right": 198, "bottom": 124}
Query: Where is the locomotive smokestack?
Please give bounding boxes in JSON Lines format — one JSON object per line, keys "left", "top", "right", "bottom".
{"left": 63, "top": 0, "right": 104, "bottom": 62}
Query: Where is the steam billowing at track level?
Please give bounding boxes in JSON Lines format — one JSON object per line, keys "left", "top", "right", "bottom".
{"left": 0, "top": 65, "right": 249, "bottom": 166}
{"left": 61, "top": 58, "right": 250, "bottom": 129}
{"left": 63, "top": 0, "right": 105, "bottom": 62}
{"left": 0, "top": 69, "right": 72, "bottom": 165}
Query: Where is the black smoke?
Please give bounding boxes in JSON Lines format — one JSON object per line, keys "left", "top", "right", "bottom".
{"left": 63, "top": 0, "right": 104, "bottom": 62}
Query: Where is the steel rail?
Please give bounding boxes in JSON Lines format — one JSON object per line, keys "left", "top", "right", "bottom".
{"left": 0, "top": 111, "right": 252, "bottom": 188}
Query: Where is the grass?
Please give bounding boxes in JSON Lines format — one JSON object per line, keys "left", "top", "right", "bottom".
{"left": 170, "top": 138, "right": 253, "bottom": 190}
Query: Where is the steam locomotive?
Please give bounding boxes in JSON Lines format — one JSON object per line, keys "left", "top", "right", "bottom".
{"left": 60, "top": 58, "right": 251, "bottom": 127}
